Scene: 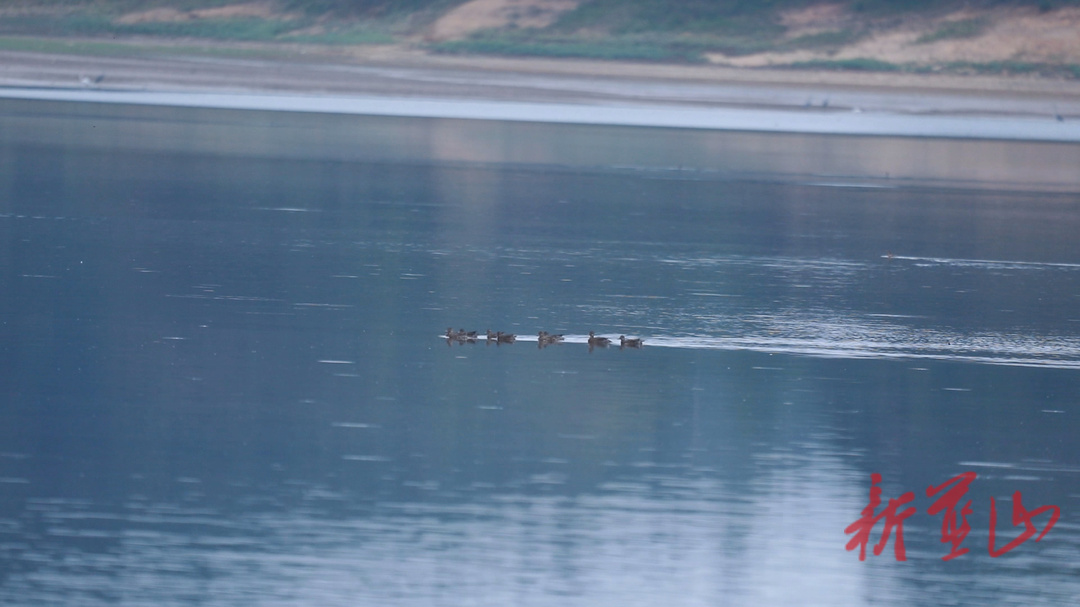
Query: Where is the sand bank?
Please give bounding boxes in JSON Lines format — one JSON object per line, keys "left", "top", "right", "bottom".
{"left": 3, "top": 48, "right": 1080, "bottom": 192}
{"left": 2, "top": 49, "right": 1080, "bottom": 141}
{"left": 2, "top": 86, "right": 1077, "bottom": 142}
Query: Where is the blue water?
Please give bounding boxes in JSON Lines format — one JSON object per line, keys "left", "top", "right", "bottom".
{"left": 2, "top": 104, "right": 1080, "bottom": 606}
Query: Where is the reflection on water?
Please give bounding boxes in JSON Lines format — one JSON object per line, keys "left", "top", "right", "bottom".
{"left": 2, "top": 105, "right": 1079, "bottom": 605}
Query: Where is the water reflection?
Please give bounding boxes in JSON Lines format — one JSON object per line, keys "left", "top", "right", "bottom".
{"left": 2, "top": 106, "right": 1079, "bottom": 605}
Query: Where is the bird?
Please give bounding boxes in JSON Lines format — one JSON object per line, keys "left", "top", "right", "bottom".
{"left": 588, "top": 331, "right": 611, "bottom": 347}
{"left": 486, "top": 330, "right": 515, "bottom": 344}
{"left": 445, "top": 328, "right": 475, "bottom": 344}
{"left": 79, "top": 73, "right": 105, "bottom": 87}
{"left": 619, "top": 335, "right": 644, "bottom": 348}
{"left": 538, "top": 331, "right": 564, "bottom": 348}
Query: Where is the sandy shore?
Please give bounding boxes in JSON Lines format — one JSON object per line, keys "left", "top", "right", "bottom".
{"left": 4, "top": 45, "right": 1080, "bottom": 191}
{"left": 3, "top": 47, "right": 1080, "bottom": 126}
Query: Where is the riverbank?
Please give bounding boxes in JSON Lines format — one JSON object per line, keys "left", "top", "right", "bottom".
{"left": 2, "top": 44, "right": 1080, "bottom": 127}
{"left": 4, "top": 37, "right": 1080, "bottom": 191}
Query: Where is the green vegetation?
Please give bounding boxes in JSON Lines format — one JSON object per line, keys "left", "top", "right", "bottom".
{"left": 432, "top": 0, "right": 828, "bottom": 63}
{"left": 0, "top": 34, "right": 305, "bottom": 60}
{"left": 0, "top": 0, "right": 452, "bottom": 44}
{"left": 0, "top": 0, "right": 1079, "bottom": 76}
{"left": 425, "top": 0, "right": 1078, "bottom": 65}
{"left": 114, "top": 19, "right": 299, "bottom": 41}
{"left": 281, "top": 28, "right": 395, "bottom": 45}
{"left": 915, "top": 18, "right": 986, "bottom": 44}
{"left": 434, "top": 33, "right": 711, "bottom": 63}
{"left": 935, "top": 60, "right": 1080, "bottom": 78}
{"left": 0, "top": 14, "right": 296, "bottom": 41}
{"left": 780, "top": 29, "right": 863, "bottom": 52}
{"left": 781, "top": 57, "right": 1080, "bottom": 79}
{"left": 550, "top": 0, "right": 794, "bottom": 35}
{"left": 787, "top": 58, "right": 902, "bottom": 72}
{"left": 533, "top": 0, "right": 795, "bottom": 60}
{"left": 282, "top": 0, "right": 466, "bottom": 17}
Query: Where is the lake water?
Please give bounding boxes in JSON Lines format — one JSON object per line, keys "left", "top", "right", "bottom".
{"left": 2, "top": 100, "right": 1079, "bottom": 606}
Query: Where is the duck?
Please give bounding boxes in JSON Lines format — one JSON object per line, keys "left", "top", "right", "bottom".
{"left": 587, "top": 331, "right": 611, "bottom": 347}
{"left": 537, "top": 331, "right": 564, "bottom": 348}
{"left": 445, "top": 328, "right": 477, "bottom": 344}
{"left": 619, "top": 335, "right": 644, "bottom": 349}
{"left": 485, "top": 330, "right": 516, "bottom": 344}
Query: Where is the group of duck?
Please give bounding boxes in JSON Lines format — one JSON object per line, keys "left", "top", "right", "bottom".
{"left": 445, "top": 328, "right": 643, "bottom": 349}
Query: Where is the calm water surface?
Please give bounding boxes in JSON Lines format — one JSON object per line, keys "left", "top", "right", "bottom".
{"left": 2, "top": 107, "right": 1080, "bottom": 606}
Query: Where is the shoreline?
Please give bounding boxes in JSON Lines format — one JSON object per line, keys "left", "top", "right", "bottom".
{"left": 3, "top": 87, "right": 1078, "bottom": 142}
{"left": 4, "top": 44, "right": 1080, "bottom": 191}
{"left": 2, "top": 47, "right": 1080, "bottom": 142}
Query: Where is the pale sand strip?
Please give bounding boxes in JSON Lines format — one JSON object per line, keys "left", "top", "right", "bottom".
{"left": 1, "top": 88, "right": 1077, "bottom": 142}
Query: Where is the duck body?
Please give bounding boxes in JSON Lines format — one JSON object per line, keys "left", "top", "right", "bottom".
{"left": 486, "top": 330, "right": 515, "bottom": 344}
{"left": 587, "top": 331, "right": 611, "bottom": 347}
{"left": 538, "top": 331, "right": 565, "bottom": 348}
{"left": 619, "top": 335, "right": 644, "bottom": 348}
{"left": 446, "top": 327, "right": 478, "bottom": 343}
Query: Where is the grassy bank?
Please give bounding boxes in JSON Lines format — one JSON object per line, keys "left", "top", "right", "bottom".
{"left": 2, "top": 0, "right": 1080, "bottom": 79}
{"left": 786, "top": 58, "right": 1080, "bottom": 79}
{"left": 0, "top": 0, "right": 433, "bottom": 44}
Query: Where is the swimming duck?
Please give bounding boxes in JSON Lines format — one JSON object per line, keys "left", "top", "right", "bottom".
{"left": 538, "top": 331, "right": 564, "bottom": 348}
{"left": 485, "top": 330, "right": 515, "bottom": 344}
{"left": 619, "top": 335, "right": 644, "bottom": 349}
{"left": 588, "top": 331, "right": 611, "bottom": 347}
{"left": 445, "top": 328, "right": 477, "bottom": 344}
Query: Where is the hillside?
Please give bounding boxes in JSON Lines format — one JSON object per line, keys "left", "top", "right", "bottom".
{"left": 1, "top": 1, "right": 1079, "bottom": 79}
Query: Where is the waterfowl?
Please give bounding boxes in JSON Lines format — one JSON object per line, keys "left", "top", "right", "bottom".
{"left": 485, "top": 330, "right": 515, "bottom": 344}
{"left": 587, "top": 331, "right": 611, "bottom": 347}
{"left": 446, "top": 327, "right": 477, "bottom": 341}
{"left": 538, "top": 331, "right": 564, "bottom": 348}
{"left": 445, "top": 327, "right": 476, "bottom": 344}
{"left": 619, "top": 335, "right": 644, "bottom": 348}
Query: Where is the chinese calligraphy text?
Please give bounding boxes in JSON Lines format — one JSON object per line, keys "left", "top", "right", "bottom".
{"left": 846, "top": 472, "right": 1059, "bottom": 561}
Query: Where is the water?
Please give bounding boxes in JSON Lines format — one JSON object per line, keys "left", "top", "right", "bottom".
{"left": 2, "top": 103, "right": 1080, "bottom": 606}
